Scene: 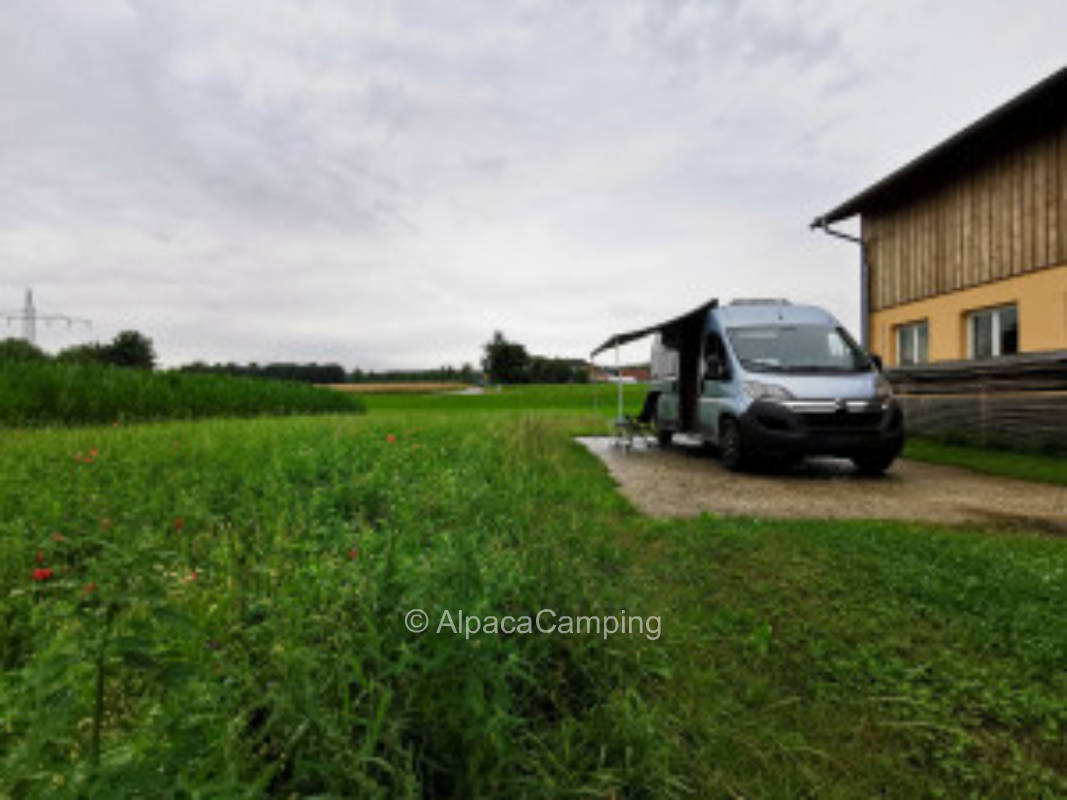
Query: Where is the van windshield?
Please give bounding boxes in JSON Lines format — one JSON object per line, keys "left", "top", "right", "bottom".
{"left": 726, "top": 325, "right": 871, "bottom": 373}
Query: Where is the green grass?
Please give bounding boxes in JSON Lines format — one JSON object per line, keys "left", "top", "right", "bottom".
{"left": 1, "top": 386, "right": 1064, "bottom": 797}
{"left": 0, "top": 360, "right": 364, "bottom": 426}
{"left": 355, "top": 382, "right": 648, "bottom": 416}
{"left": 0, "top": 413, "right": 661, "bottom": 797}
{"left": 639, "top": 514, "right": 1066, "bottom": 797}
{"left": 904, "top": 437, "right": 1067, "bottom": 485}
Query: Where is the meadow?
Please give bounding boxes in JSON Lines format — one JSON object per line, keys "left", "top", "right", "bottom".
{"left": 1, "top": 383, "right": 1065, "bottom": 798}
{"left": 352, "top": 382, "right": 648, "bottom": 414}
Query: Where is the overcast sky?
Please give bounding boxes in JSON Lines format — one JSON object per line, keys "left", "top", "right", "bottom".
{"left": 2, "top": 1, "right": 1063, "bottom": 369}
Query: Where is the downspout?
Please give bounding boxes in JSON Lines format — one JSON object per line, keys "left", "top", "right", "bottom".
{"left": 812, "top": 220, "right": 870, "bottom": 350}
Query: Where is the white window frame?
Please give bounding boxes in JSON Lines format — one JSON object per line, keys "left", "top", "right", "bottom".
{"left": 967, "top": 304, "right": 1018, "bottom": 359}
{"left": 895, "top": 320, "right": 928, "bottom": 366}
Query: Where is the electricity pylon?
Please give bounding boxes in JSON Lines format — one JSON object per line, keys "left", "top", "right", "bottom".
{"left": 2, "top": 289, "right": 91, "bottom": 344}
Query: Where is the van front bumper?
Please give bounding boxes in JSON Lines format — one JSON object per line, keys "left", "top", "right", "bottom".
{"left": 739, "top": 398, "right": 904, "bottom": 460}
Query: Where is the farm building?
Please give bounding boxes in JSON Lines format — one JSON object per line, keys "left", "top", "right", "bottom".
{"left": 813, "top": 66, "right": 1067, "bottom": 450}
{"left": 813, "top": 66, "right": 1067, "bottom": 365}
{"left": 589, "top": 364, "right": 651, "bottom": 383}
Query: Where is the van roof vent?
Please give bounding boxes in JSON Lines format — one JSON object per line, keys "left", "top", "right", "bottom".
{"left": 728, "top": 298, "right": 791, "bottom": 306}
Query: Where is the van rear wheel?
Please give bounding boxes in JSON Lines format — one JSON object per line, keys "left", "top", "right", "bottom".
{"left": 720, "top": 418, "right": 746, "bottom": 471}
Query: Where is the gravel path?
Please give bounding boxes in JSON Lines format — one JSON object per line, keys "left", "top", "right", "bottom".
{"left": 577, "top": 436, "right": 1067, "bottom": 529}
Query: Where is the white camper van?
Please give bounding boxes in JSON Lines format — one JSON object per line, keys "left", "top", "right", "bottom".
{"left": 594, "top": 298, "right": 904, "bottom": 473}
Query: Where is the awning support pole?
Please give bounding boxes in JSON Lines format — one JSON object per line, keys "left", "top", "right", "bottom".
{"left": 592, "top": 366, "right": 598, "bottom": 422}
{"left": 615, "top": 341, "right": 622, "bottom": 423}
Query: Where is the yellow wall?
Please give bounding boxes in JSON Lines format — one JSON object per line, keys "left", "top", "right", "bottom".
{"left": 869, "top": 262, "right": 1067, "bottom": 365}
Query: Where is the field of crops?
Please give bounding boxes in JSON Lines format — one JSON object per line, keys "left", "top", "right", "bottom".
{"left": 1, "top": 386, "right": 1065, "bottom": 798}
{"left": 0, "top": 360, "right": 364, "bottom": 426}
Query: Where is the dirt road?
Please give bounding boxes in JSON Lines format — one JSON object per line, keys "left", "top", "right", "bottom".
{"left": 577, "top": 436, "right": 1067, "bottom": 529}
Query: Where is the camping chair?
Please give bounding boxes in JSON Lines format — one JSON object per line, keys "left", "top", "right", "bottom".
{"left": 614, "top": 391, "right": 659, "bottom": 451}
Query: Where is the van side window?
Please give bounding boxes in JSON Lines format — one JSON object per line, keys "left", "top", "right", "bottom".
{"left": 704, "top": 333, "right": 729, "bottom": 380}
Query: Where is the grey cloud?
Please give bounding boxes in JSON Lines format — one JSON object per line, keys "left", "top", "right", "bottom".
{"left": 2, "top": 0, "right": 1064, "bottom": 368}
{"left": 633, "top": 0, "right": 840, "bottom": 76}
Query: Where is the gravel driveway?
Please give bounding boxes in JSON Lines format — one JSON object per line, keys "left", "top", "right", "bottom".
{"left": 577, "top": 436, "right": 1067, "bottom": 529}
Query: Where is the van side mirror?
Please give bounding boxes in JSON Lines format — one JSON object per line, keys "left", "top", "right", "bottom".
{"left": 870, "top": 354, "right": 883, "bottom": 371}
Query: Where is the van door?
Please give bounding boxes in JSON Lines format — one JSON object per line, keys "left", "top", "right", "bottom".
{"left": 698, "top": 331, "right": 732, "bottom": 443}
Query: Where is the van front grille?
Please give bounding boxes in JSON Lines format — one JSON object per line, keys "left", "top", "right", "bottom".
{"left": 800, "top": 411, "right": 884, "bottom": 431}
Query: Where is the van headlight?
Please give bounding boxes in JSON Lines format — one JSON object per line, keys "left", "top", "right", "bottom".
{"left": 742, "top": 380, "right": 794, "bottom": 402}
{"left": 875, "top": 374, "right": 894, "bottom": 400}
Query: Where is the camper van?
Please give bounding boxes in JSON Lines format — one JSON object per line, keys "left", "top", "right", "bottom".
{"left": 643, "top": 299, "right": 903, "bottom": 473}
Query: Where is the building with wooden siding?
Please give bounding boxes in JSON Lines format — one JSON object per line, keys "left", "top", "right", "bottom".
{"left": 812, "top": 66, "right": 1067, "bottom": 367}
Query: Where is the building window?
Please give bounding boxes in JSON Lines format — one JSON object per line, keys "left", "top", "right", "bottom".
{"left": 967, "top": 304, "right": 1018, "bottom": 359}
{"left": 895, "top": 320, "right": 928, "bottom": 366}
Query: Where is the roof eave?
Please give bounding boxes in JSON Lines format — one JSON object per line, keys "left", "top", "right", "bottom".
{"left": 810, "top": 65, "right": 1067, "bottom": 229}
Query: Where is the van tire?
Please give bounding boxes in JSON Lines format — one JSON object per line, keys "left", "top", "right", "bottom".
{"left": 719, "top": 418, "right": 746, "bottom": 471}
{"left": 656, "top": 427, "right": 673, "bottom": 448}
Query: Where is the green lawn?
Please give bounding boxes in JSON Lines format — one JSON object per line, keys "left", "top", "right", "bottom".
{"left": 904, "top": 436, "right": 1067, "bottom": 485}
{"left": 1, "top": 386, "right": 1064, "bottom": 797}
{"left": 355, "top": 381, "right": 647, "bottom": 416}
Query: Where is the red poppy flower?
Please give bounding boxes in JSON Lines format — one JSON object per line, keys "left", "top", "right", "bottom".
{"left": 73, "top": 453, "right": 83, "bottom": 462}
{"left": 386, "top": 434, "right": 396, "bottom": 444}
{"left": 88, "top": 447, "right": 99, "bottom": 457}
{"left": 32, "top": 568, "right": 53, "bottom": 582}
{"left": 174, "top": 517, "right": 185, "bottom": 532}
{"left": 52, "top": 532, "right": 65, "bottom": 541}
{"left": 348, "top": 547, "right": 359, "bottom": 561}
{"left": 83, "top": 582, "right": 97, "bottom": 595}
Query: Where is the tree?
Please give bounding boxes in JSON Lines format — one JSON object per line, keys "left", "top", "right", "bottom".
{"left": 104, "top": 330, "right": 156, "bottom": 370}
{"left": 0, "top": 338, "right": 47, "bottom": 361}
{"left": 56, "top": 342, "right": 109, "bottom": 364}
{"left": 481, "top": 331, "right": 530, "bottom": 384}
{"left": 528, "top": 355, "right": 587, "bottom": 383}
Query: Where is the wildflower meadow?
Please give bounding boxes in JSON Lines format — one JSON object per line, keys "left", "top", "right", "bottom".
{"left": 1, "top": 388, "right": 1064, "bottom": 797}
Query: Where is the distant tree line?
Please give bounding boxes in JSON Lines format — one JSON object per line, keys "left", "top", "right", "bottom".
{"left": 181, "top": 362, "right": 485, "bottom": 385}
{"left": 349, "top": 364, "right": 479, "bottom": 384}
{"left": 0, "top": 331, "right": 156, "bottom": 370}
{"left": 179, "top": 361, "right": 348, "bottom": 384}
{"left": 1, "top": 328, "right": 590, "bottom": 386}
{"left": 481, "top": 331, "right": 588, "bottom": 384}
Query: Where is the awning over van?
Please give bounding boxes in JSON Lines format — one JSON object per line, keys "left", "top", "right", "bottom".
{"left": 590, "top": 298, "right": 717, "bottom": 357}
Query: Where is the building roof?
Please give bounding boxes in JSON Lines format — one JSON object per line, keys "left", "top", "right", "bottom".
{"left": 811, "top": 65, "right": 1067, "bottom": 227}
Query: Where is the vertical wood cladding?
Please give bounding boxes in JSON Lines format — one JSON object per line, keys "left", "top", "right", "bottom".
{"left": 862, "top": 117, "right": 1067, "bottom": 312}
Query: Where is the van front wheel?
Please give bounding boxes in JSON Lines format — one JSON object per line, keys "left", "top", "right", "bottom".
{"left": 851, "top": 451, "right": 896, "bottom": 476}
{"left": 719, "top": 418, "right": 746, "bottom": 471}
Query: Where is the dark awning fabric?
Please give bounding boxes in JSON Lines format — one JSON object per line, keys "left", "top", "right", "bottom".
{"left": 590, "top": 298, "right": 717, "bottom": 358}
